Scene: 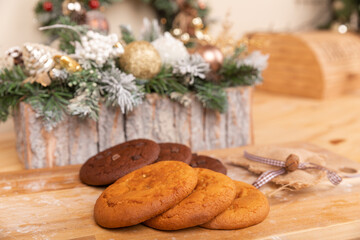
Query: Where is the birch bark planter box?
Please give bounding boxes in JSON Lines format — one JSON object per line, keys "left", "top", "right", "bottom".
{"left": 13, "top": 86, "right": 253, "bottom": 169}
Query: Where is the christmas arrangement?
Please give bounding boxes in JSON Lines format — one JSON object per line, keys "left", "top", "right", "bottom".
{"left": 0, "top": 1, "right": 268, "bottom": 130}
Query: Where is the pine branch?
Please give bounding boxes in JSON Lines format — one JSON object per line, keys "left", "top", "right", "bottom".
{"left": 26, "top": 93, "right": 67, "bottom": 129}
{"left": 220, "top": 64, "right": 259, "bottom": 87}
{"left": 24, "top": 80, "right": 73, "bottom": 130}
{"left": 34, "top": 0, "right": 64, "bottom": 26}
{"left": 65, "top": 68, "right": 100, "bottom": 119}
{"left": 225, "top": 46, "right": 247, "bottom": 63}
{"left": 0, "top": 65, "right": 75, "bottom": 128}
{"left": 0, "top": 66, "right": 29, "bottom": 121}
{"left": 40, "top": 18, "right": 85, "bottom": 54}
{"left": 67, "top": 88, "right": 100, "bottom": 121}
{"left": 193, "top": 79, "right": 228, "bottom": 113}
{"left": 220, "top": 47, "right": 260, "bottom": 86}
{"left": 99, "top": 67, "right": 143, "bottom": 113}
{"left": 143, "top": 67, "right": 189, "bottom": 95}
{"left": 66, "top": 68, "right": 99, "bottom": 87}
{"left": 120, "top": 25, "right": 136, "bottom": 44}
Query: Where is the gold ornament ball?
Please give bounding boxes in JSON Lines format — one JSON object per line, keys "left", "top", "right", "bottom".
{"left": 194, "top": 44, "right": 224, "bottom": 72}
{"left": 119, "top": 41, "right": 162, "bottom": 79}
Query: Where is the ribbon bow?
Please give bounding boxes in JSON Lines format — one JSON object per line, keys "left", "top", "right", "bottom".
{"left": 243, "top": 151, "right": 342, "bottom": 189}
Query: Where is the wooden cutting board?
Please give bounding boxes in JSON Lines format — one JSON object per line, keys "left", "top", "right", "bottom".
{"left": 1, "top": 143, "right": 360, "bottom": 240}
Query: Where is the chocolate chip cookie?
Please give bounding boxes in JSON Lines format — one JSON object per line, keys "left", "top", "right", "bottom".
{"left": 156, "top": 143, "right": 192, "bottom": 164}
{"left": 80, "top": 139, "right": 160, "bottom": 186}
{"left": 190, "top": 154, "right": 227, "bottom": 175}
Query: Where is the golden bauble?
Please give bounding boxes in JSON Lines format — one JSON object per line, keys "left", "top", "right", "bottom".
{"left": 119, "top": 41, "right": 162, "bottom": 79}
{"left": 194, "top": 44, "right": 224, "bottom": 72}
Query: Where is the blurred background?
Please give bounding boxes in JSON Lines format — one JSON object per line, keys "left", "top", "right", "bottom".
{"left": 0, "top": 0, "right": 331, "bottom": 53}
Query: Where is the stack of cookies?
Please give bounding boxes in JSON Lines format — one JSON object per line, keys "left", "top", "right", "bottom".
{"left": 79, "top": 139, "right": 269, "bottom": 230}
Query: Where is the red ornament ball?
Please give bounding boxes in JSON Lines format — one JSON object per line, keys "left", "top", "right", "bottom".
{"left": 88, "top": 0, "right": 100, "bottom": 9}
{"left": 42, "top": 1, "right": 53, "bottom": 11}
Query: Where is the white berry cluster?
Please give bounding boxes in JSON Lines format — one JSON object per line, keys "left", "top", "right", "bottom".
{"left": 75, "top": 31, "right": 124, "bottom": 68}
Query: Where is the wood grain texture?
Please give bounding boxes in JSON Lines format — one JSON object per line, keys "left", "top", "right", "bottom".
{"left": 249, "top": 32, "right": 360, "bottom": 99}
{"left": 252, "top": 90, "right": 360, "bottom": 163}
{"left": 12, "top": 87, "right": 252, "bottom": 169}
{"left": 0, "top": 143, "right": 360, "bottom": 239}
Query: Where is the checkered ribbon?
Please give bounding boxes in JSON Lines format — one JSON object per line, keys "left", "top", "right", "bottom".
{"left": 244, "top": 151, "right": 342, "bottom": 189}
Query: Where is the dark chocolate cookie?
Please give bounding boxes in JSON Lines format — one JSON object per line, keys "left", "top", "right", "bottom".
{"left": 79, "top": 139, "right": 160, "bottom": 186}
{"left": 156, "top": 143, "right": 192, "bottom": 164}
{"left": 190, "top": 154, "right": 227, "bottom": 175}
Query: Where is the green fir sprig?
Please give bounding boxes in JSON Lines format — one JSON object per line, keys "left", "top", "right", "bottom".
{"left": 142, "top": 67, "right": 228, "bottom": 113}
{"left": 40, "top": 18, "right": 87, "bottom": 54}
{"left": 142, "top": 66, "right": 189, "bottom": 96}
{"left": 0, "top": 66, "right": 28, "bottom": 121}
{"left": 220, "top": 46, "right": 260, "bottom": 86}
{"left": 193, "top": 79, "right": 228, "bottom": 113}
{"left": 120, "top": 25, "right": 136, "bottom": 44}
{"left": 0, "top": 66, "right": 74, "bottom": 128}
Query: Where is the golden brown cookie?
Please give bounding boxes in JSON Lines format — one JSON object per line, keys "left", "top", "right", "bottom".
{"left": 144, "top": 168, "right": 236, "bottom": 230}
{"left": 201, "top": 181, "right": 270, "bottom": 230}
{"left": 94, "top": 161, "right": 198, "bottom": 228}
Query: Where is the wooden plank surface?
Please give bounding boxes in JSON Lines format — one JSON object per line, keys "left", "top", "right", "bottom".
{"left": 252, "top": 90, "right": 360, "bottom": 163}
{"left": 0, "top": 143, "right": 360, "bottom": 239}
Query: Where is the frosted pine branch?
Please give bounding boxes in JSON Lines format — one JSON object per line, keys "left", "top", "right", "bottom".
{"left": 173, "top": 54, "right": 210, "bottom": 85}
{"left": 67, "top": 89, "right": 100, "bottom": 120}
{"left": 100, "top": 67, "right": 143, "bottom": 113}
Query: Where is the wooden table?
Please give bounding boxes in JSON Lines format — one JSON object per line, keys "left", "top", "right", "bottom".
{"left": 1, "top": 143, "right": 360, "bottom": 239}
{"left": 1, "top": 90, "right": 360, "bottom": 239}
